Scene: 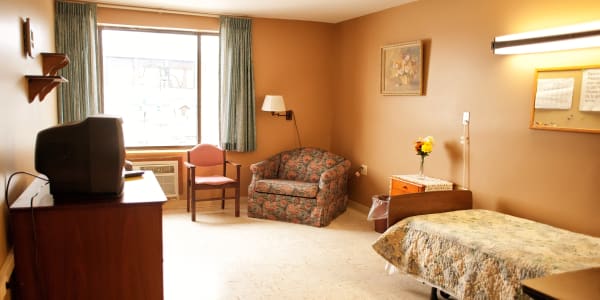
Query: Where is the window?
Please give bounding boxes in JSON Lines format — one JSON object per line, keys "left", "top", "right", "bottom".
{"left": 100, "top": 28, "right": 219, "bottom": 147}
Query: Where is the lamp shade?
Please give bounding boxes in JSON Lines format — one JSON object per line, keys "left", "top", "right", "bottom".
{"left": 262, "top": 95, "right": 286, "bottom": 112}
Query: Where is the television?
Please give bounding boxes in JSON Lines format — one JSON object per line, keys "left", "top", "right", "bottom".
{"left": 35, "top": 115, "right": 126, "bottom": 201}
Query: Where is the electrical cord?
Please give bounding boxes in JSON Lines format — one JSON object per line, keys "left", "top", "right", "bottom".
{"left": 293, "top": 112, "right": 302, "bottom": 148}
{"left": 4, "top": 171, "right": 48, "bottom": 211}
{"left": 3, "top": 171, "right": 49, "bottom": 299}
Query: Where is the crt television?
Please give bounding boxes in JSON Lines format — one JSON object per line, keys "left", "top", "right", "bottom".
{"left": 35, "top": 115, "right": 126, "bottom": 201}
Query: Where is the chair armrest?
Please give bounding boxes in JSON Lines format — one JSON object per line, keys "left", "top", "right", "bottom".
{"left": 319, "top": 160, "right": 351, "bottom": 187}
{"left": 184, "top": 161, "right": 196, "bottom": 169}
{"left": 226, "top": 160, "right": 241, "bottom": 180}
{"left": 226, "top": 160, "right": 240, "bottom": 168}
{"left": 249, "top": 156, "right": 280, "bottom": 180}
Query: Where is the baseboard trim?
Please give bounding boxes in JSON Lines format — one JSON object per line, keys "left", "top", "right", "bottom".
{"left": 348, "top": 199, "right": 369, "bottom": 215}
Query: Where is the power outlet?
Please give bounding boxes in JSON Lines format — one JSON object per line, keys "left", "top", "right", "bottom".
{"left": 360, "top": 164, "right": 368, "bottom": 176}
{"left": 462, "top": 111, "right": 470, "bottom": 124}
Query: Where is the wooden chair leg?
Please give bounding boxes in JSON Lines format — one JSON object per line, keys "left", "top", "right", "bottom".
{"left": 186, "top": 177, "right": 191, "bottom": 212}
{"left": 221, "top": 188, "right": 225, "bottom": 210}
{"left": 234, "top": 186, "right": 240, "bottom": 217}
{"left": 191, "top": 189, "right": 196, "bottom": 222}
{"left": 186, "top": 184, "right": 190, "bottom": 212}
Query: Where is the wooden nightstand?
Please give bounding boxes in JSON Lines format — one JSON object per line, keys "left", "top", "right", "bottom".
{"left": 389, "top": 175, "right": 453, "bottom": 196}
{"left": 373, "top": 175, "right": 454, "bottom": 233}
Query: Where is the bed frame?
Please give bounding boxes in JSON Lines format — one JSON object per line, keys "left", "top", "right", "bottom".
{"left": 386, "top": 190, "right": 473, "bottom": 300}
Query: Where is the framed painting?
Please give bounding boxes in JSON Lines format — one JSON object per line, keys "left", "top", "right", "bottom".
{"left": 380, "top": 40, "right": 423, "bottom": 95}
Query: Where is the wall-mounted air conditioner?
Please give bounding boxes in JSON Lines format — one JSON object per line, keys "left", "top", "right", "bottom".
{"left": 131, "top": 160, "right": 179, "bottom": 199}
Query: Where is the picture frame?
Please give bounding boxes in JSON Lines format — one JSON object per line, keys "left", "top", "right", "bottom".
{"left": 22, "top": 17, "right": 35, "bottom": 58}
{"left": 380, "top": 40, "right": 423, "bottom": 95}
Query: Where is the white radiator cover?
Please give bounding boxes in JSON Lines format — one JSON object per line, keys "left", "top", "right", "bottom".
{"left": 131, "top": 160, "right": 179, "bottom": 198}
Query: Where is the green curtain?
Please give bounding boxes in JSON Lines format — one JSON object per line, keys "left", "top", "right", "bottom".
{"left": 55, "top": 1, "right": 100, "bottom": 123}
{"left": 219, "top": 16, "right": 256, "bottom": 152}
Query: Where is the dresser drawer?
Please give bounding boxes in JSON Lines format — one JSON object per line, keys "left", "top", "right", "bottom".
{"left": 389, "top": 178, "right": 424, "bottom": 195}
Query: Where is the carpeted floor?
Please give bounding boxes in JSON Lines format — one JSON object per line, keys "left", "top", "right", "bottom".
{"left": 162, "top": 199, "right": 430, "bottom": 300}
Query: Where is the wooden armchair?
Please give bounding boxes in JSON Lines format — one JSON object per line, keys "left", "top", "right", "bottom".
{"left": 185, "top": 144, "right": 240, "bottom": 221}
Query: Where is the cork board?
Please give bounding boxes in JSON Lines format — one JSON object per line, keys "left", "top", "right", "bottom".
{"left": 530, "top": 66, "right": 600, "bottom": 133}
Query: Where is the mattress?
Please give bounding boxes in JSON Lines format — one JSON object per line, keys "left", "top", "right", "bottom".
{"left": 372, "top": 209, "right": 600, "bottom": 299}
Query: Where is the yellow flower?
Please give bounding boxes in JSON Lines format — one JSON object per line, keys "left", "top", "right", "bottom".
{"left": 421, "top": 142, "right": 433, "bottom": 153}
{"left": 414, "top": 136, "right": 434, "bottom": 156}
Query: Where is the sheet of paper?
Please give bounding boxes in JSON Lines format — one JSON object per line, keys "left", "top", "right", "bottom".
{"left": 579, "top": 69, "right": 600, "bottom": 111}
{"left": 534, "top": 77, "right": 574, "bottom": 110}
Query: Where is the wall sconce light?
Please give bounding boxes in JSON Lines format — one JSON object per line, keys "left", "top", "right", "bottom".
{"left": 491, "top": 21, "right": 600, "bottom": 55}
{"left": 262, "top": 95, "right": 293, "bottom": 120}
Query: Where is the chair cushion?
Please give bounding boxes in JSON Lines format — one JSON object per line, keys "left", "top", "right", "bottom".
{"left": 278, "top": 148, "right": 346, "bottom": 183}
{"left": 254, "top": 179, "right": 319, "bottom": 198}
{"left": 195, "top": 175, "right": 236, "bottom": 185}
{"left": 189, "top": 144, "right": 224, "bottom": 167}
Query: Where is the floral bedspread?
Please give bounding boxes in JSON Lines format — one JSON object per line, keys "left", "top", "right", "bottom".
{"left": 372, "top": 209, "right": 600, "bottom": 300}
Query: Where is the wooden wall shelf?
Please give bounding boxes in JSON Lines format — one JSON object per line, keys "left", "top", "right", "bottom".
{"left": 25, "top": 75, "right": 68, "bottom": 103}
{"left": 41, "top": 52, "right": 69, "bottom": 75}
{"left": 25, "top": 52, "right": 69, "bottom": 102}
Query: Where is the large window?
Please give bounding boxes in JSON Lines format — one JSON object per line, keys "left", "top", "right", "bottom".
{"left": 100, "top": 28, "right": 219, "bottom": 147}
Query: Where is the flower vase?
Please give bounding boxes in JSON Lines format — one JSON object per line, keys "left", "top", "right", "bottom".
{"left": 418, "top": 156, "right": 425, "bottom": 179}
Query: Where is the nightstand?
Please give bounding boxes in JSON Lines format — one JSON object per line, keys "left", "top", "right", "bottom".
{"left": 372, "top": 175, "right": 454, "bottom": 233}
{"left": 389, "top": 174, "right": 453, "bottom": 196}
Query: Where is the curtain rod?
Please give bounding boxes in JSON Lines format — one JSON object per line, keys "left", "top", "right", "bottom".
{"left": 96, "top": 2, "right": 220, "bottom": 18}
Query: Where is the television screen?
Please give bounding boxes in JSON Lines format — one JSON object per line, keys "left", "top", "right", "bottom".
{"left": 35, "top": 115, "right": 126, "bottom": 201}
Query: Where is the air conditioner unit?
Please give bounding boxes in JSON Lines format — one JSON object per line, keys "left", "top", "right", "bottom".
{"left": 131, "top": 160, "right": 179, "bottom": 199}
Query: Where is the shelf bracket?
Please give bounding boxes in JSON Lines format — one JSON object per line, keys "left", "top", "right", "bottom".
{"left": 25, "top": 76, "right": 68, "bottom": 102}
{"left": 41, "top": 53, "right": 69, "bottom": 76}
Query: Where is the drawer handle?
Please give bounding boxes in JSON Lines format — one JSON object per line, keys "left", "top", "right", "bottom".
{"left": 402, "top": 185, "right": 408, "bottom": 189}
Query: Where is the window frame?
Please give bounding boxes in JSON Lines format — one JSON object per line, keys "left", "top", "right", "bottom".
{"left": 98, "top": 25, "right": 218, "bottom": 150}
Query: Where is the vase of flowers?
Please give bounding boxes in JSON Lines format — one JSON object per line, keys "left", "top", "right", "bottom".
{"left": 414, "top": 136, "right": 434, "bottom": 179}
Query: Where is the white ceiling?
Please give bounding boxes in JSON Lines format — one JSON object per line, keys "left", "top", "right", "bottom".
{"left": 90, "top": 0, "right": 418, "bottom": 23}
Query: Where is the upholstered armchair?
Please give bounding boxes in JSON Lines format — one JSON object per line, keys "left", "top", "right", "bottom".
{"left": 248, "top": 147, "right": 351, "bottom": 227}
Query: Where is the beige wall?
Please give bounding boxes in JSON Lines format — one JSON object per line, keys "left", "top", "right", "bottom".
{"left": 0, "top": 0, "right": 56, "bottom": 290}
{"left": 333, "top": 0, "right": 600, "bottom": 236}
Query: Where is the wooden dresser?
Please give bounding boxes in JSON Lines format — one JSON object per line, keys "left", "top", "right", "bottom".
{"left": 9, "top": 171, "right": 167, "bottom": 300}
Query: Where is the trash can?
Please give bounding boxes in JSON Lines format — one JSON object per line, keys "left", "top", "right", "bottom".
{"left": 367, "top": 195, "right": 390, "bottom": 233}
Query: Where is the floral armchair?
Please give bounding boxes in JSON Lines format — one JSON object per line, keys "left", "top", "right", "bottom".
{"left": 248, "top": 147, "right": 351, "bottom": 227}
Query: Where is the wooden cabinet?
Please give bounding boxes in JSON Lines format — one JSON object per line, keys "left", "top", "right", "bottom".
{"left": 389, "top": 175, "right": 453, "bottom": 196}
{"left": 389, "top": 176, "right": 425, "bottom": 195}
{"left": 374, "top": 175, "right": 454, "bottom": 233}
{"left": 10, "top": 172, "right": 167, "bottom": 300}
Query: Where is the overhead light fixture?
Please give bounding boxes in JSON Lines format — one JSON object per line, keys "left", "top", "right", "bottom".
{"left": 491, "top": 21, "right": 600, "bottom": 55}
{"left": 262, "top": 95, "right": 293, "bottom": 120}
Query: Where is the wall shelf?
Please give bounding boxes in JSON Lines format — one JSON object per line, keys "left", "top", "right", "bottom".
{"left": 25, "top": 75, "right": 68, "bottom": 103}
{"left": 25, "top": 52, "right": 69, "bottom": 102}
{"left": 41, "top": 52, "right": 69, "bottom": 75}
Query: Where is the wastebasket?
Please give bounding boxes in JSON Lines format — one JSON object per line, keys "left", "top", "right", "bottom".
{"left": 367, "top": 195, "right": 390, "bottom": 233}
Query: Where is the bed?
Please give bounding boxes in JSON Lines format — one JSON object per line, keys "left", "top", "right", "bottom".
{"left": 371, "top": 190, "right": 600, "bottom": 300}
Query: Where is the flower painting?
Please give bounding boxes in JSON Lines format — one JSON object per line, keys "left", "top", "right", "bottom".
{"left": 381, "top": 40, "right": 423, "bottom": 95}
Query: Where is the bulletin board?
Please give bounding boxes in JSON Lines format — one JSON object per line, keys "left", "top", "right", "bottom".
{"left": 530, "top": 65, "right": 600, "bottom": 133}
